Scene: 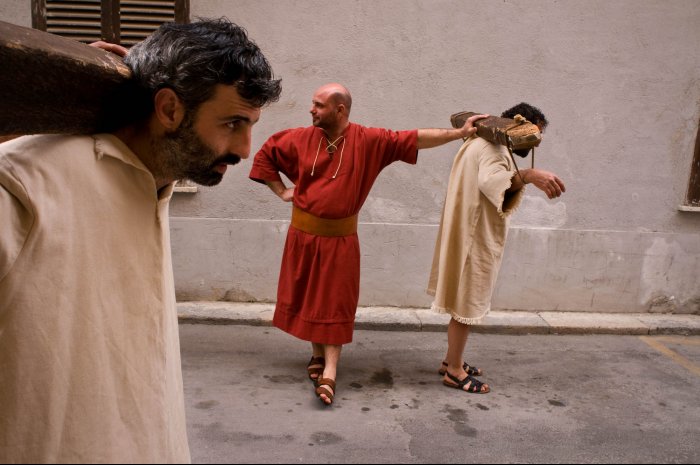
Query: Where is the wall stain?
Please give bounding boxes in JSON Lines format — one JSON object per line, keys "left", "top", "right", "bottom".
{"left": 195, "top": 400, "right": 219, "bottom": 410}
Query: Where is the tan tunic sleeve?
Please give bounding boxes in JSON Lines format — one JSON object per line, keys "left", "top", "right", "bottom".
{"left": 476, "top": 143, "right": 524, "bottom": 218}
{"left": 0, "top": 162, "right": 33, "bottom": 283}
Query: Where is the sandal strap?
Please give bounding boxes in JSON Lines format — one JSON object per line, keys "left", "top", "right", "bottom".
{"left": 316, "top": 378, "right": 336, "bottom": 390}
{"left": 464, "top": 363, "right": 482, "bottom": 376}
{"left": 440, "top": 361, "right": 482, "bottom": 376}
{"left": 445, "top": 371, "right": 484, "bottom": 392}
{"left": 307, "top": 356, "right": 325, "bottom": 367}
{"left": 316, "top": 386, "right": 334, "bottom": 401}
{"left": 315, "top": 378, "right": 336, "bottom": 403}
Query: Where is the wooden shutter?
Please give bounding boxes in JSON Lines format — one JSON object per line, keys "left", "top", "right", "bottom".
{"left": 120, "top": 0, "right": 177, "bottom": 46}
{"left": 32, "top": 0, "right": 189, "bottom": 45}
{"left": 684, "top": 119, "right": 700, "bottom": 208}
{"left": 41, "top": 0, "right": 104, "bottom": 43}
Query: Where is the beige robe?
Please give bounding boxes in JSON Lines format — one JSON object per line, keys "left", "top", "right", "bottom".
{"left": 0, "top": 134, "right": 190, "bottom": 463}
{"left": 427, "top": 136, "right": 525, "bottom": 324}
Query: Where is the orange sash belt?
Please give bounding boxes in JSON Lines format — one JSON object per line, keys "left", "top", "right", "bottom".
{"left": 291, "top": 205, "right": 358, "bottom": 237}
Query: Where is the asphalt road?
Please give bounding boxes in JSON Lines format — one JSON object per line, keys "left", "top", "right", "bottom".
{"left": 180, "top": 324, "right": 700, "bottom": 463}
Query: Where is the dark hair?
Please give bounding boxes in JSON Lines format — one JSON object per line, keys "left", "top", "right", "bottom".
{"left": 124, "top": 17, "right": 282, "bottom": 113}
{"left": 501, "top": 102, "right": 548, "bottom": 129}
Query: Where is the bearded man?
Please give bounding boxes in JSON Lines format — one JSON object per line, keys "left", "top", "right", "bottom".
{"left": 0, "top": 18, "right": 280, "bottom": 463}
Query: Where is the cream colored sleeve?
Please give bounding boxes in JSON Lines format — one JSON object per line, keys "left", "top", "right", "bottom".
{"left": 0, "top": 166, "right": 33, "bottom": 282}
{"left": 476, "top": 144, "right": 524, "bottom": 218}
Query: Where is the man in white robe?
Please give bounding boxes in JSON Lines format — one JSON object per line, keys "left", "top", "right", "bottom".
{"left": 0, "top": 19, "right": 281, "bottom": 463}
{"left": 428, "top": 103, "right": 565, "bottom": 394}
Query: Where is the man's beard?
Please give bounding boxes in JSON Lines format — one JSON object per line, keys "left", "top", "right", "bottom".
{"left": 513, "top": 148, "right": 531, "bottom": 158}
{"left": 156, "top": 116, "right": 240, "bottom": 187}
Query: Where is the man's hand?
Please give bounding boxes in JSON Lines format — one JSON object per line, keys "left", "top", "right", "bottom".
{"left": 417, "top": 113, "right": 490, "bottom": 150}
{"left": 280, "top": 187, "right": 294, "bottom": 202}
{"left": 522, "top": 169, "right": 566, "bottom": 199}
{"left": 266, "top": 180, "right": 294, "bottom": 202}
{"left": 460, "top": 113, "right": 489, "bottom": 139}
{"left": 89, "top": 41, "right": 128, "bottom": 58}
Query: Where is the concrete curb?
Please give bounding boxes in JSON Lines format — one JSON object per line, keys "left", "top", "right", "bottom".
{"left": 177, "top": 302, "right": 700, "bottom": 336}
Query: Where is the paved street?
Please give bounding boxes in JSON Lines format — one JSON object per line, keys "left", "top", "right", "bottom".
{"left": 181, "top": 324, "right": 700, "bottom": 463}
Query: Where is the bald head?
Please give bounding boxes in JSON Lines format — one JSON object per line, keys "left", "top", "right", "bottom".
{"left": 310, "top": 83, "right": 353, "bottom": 133}
{"left": 315, "top": 83, "right": 352, "bottom": 113}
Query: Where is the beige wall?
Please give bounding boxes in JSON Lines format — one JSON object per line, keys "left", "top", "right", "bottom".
{"left": 2, "top": 0, "right": 699, "bottom": 313}
{"left": 0, "top": 0, "right": 30, "bottom": 27}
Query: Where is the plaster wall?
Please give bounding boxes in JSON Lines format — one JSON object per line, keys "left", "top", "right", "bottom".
{"left": 1, "top": 0, "right": 698, "bottom": 313}
{"left": 0, "top": 0, "right": 30, "bottom": 28}
{"left": 172, "top": 0, "right": 700, "bottom": 313}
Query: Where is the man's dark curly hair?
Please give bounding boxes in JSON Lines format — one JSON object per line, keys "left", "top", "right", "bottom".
{"left": 124, "top": 17, "right": 282, "bottom": 113}
{"left": 501, "top": 102, "right": 548, "bottom": 129}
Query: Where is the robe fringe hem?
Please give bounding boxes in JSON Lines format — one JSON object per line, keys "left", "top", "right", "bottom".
{"left": 430, "top": 302, "right": 487, "bottom": 325}
{"left": 497, "top": 172, "right": 524, "bottom": 220}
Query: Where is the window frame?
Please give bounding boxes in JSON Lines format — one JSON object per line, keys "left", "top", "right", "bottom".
{"left": 681, "top": 117, "right": 700, "bottom": 211}
{"left": 30, "top": 0, "right": 196, "bottom": 194}
{"left": 31, "top": 0, "right": 190, "bottom": 45}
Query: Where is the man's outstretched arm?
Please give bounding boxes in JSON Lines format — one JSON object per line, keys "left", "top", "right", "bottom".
{"left": 417, "top": 113, "right": 488, "bottom": 149}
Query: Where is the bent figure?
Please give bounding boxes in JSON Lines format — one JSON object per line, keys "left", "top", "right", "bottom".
{"left": 427, "top": 102, "right": 565, "bottom": 394}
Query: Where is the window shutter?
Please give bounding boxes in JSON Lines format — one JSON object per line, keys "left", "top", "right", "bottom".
{"left": 44, "top": 0, "right": 103, "bottom": 43}
{"left": 120, "top": 0, "right": 176, "bottom": 47}
{"left": 37, "top": 0, "right": 186, "bottom": 46}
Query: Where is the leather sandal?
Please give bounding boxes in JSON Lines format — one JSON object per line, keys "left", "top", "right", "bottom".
{"left": 315, "top": 378, "right": 336, "bottom": 405}
{"left": 443, "top": 371, "right": 490, "bottom": 394}
{"left": 438, "top": 361, "right": 483, "bottom": 377}
{"left": 307, "top": 356, "right": 325, "bottom": 383}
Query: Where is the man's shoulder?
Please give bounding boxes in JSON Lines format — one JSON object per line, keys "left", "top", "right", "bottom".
{"left": 466, "top": 136, "right": 507, "bottom": 155}
{"left": 270, "top": 126, "right": 313, "bottom": 139}
{"left": 0, "top": 134, "right": 95, "bottom": 181}
{"left": 1, "top": 134, "right": 92, "bottom": 159}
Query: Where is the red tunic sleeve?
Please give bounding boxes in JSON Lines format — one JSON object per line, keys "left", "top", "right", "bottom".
{"left": 365, "top": 127, "right": 418, "bottom": 170}
{"left": 249, "top": 128, "right": 304, "bottom": 185}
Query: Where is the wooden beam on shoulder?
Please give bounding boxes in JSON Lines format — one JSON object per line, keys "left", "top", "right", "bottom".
{"left": 0, "top": 20, "right": 144, "bottom": 136}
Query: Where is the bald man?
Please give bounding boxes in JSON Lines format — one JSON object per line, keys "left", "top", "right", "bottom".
{"left": 250, "top": 83, "right": 486, "bottom": 405}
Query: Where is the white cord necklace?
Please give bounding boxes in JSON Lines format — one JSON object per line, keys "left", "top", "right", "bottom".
{"left": 311, "top": 135, "right": 346, "bottom": 179}
{"left": 326, "top": 135, "right": 344, "bottom": 154}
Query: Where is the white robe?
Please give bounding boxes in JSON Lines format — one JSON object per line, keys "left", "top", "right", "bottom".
{"left": 427, "top": 136, "right": 525, "bottom": 324}
{"left": 0, "top": 134, "right": 190, "bottom": 463}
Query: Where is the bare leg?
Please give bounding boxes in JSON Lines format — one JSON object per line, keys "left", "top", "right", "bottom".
{"left": 312, "top": 342, "right": 324, "bottom": 358}
{"left": 444, "top": 318, "right": 470, "bottom": 375}
{"left": 317, "top": 344, "right": 342, "bottom": 405}
{"left": 306, "top": 343, "right": 326, "bottom": 382}
{"left": 443, "top": 318, "right": 489, "bottom": 392}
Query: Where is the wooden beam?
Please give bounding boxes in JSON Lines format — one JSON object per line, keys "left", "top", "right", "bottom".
{"left": 0, "top": 20, "right": 144, "bottom": 136}
{"left": 450, "top": 111, "right": 542, "bottom": 150}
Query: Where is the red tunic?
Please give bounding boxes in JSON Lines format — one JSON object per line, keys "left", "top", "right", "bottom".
{"left": 250, "top": 123, "right": 418, "bottom": 344}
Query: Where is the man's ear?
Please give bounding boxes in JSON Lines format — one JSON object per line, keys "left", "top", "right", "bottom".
{"left": 336, "top": 103, "right": 346, "bottom": 117}
{"left": 153, "top": 88, "right": 185, "bottom": 130}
